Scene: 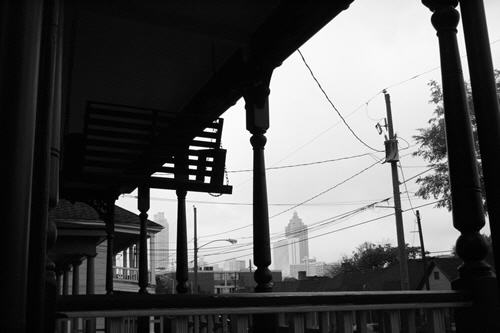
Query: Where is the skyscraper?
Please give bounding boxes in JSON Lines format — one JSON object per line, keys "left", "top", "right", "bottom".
{"left": 153, "top": 212, "right": 169, "bottom": 271}
{"left": 285, "top": 211, "right": 309, "bottom": 263}
{"left": 272, "top": 212, "right": 309, "bottom": 278}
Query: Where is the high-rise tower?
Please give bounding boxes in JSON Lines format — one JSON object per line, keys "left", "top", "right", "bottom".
{"left": 285, "top": 212, "right": 309, "bottom": 262}
{"left": 153, "top": 212, "right": 169, "bottom": 271}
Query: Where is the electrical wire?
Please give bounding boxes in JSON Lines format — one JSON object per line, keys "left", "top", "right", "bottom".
{"left": 227, "top": 153, "right": 371, "bottom": 173}
{"left": 298, "top": 49, "right": 384, "bottom": 153}
{"left": 269, "top": 157, "right": 384, "bottom": 219}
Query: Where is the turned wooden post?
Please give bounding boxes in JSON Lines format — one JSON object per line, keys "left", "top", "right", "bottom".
{"left": 175, "top": 150, "right": 190, "bottom": 294}
{"left": 0, "top": 0, "right": 44, "bottom": 331}
{"left": 244, "top": 69, "right": 274, "bottom": 293}
{"left": 422, "top": 1, "right": 497, "bottom": 331}
{"left": 459, "top": 0, "right": 500, "bottom": 290}
{"left": 244, "top": 67, "right": 276, "bottom": 332}
{"left": 176, "top": 187, "right": 189, "bottom": 294}
{"left": 137, "top": 186, "right": 150, "bottom": 333}
{"left": 62, "top": 266, "right": 70, "bottom": 296}
{"left": 71, "top": 259, "right": 81, "bottom": 295}
{"left": 86, "top": 255, "right": 95, "bottom": 295}
{"left": 104, "top": 200, "right": 116, "bottom": 295}
{"left": 138, "top": 185, "right": 150, "bottom": 294}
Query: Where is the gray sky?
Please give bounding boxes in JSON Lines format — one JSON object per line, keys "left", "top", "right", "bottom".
{"left": 118, "top": 0, "right": 500, "bottom": 270}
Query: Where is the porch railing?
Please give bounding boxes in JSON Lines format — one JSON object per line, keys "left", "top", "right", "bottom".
{"left": 113, "top": 266, "right": 153, "bottom": 284}
{"left": 56, "top": 290, "right": 471, "bottom": 333}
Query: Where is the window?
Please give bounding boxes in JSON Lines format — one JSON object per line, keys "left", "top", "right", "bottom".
{"left": 434, "top": 271, "right": 440, "bottom": 280}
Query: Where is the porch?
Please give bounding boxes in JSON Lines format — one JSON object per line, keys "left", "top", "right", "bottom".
{"left": 2, "top": 0, "right": 500, "bottom": 332}
{"left": 56, "top": 291, "right": 470, "bottom": 333}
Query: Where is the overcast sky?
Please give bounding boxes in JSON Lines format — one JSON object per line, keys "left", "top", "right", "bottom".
{"left": 117, "top": 0, "right": 500, "bottom": 271}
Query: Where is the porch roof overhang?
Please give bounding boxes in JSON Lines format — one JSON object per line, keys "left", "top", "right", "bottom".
{"left": 60, "top": 0, "right": 353, "bottom": 201}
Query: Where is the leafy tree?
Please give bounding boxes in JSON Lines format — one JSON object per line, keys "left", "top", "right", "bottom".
{"left": 412, "top": 70, "right": 500, "bottom": 210}
{"left": 338, "top": 242, "right": 421, "bottom": 274}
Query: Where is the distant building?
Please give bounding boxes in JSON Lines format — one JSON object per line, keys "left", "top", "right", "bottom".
{"left": 273, "top": 238, "right": 300, "bottom": 278}
{"left": 160, "top": 270, "right": 282, "bottom": 294}
{"left": 223, "top": 259, "right": 247, "bottom": 271}
{"left": 273, "top": 212, "right": 309, "bottom": 278}
{"left": 290, "top": 258, "right": 330, "bottom": 279}
{"left": 285, "top": 211, "right": 309, "bottom": 262}
{"left": 152, "top": 212, "right": 169, "bottom": 272}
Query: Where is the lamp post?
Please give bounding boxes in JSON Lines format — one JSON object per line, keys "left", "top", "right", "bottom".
{"left": 193, "top": 238, "right": 237, "bottom": 293}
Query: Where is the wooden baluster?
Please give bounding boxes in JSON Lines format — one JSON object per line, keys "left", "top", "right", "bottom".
{"left": 172, "top": 317, "right": 189, "bottom": 333}
{"left": 422, "top": 1, "right": 497, "bottom": 331}
{"left": 431, "top": 309, "right": 446, "bottom": 333}
{"left": 232, "top": 315, "right": 249, "bottom": 333}
{"left": 291, "top": 313, "right": 305, "bottom": 333}
{"left": 305, "top": 312, "right": 317, "bottom": 330}
{"left": 388, "top": 311, "right": 400, "bottom": 333}
{"left": 221, "top": 314, "right": 229, "bottom": 333}
{"left": 319, "top": 312, "right": 330, "bottom": 333}
{"left": 358, "top": 311, "right": 368, "bottom": 333}
{"left": 277, "top": 313, "right": 287, "bottom": 329}
{"left": 329, "top": 312, "right": 338, "bottom": 333}
{"left": 342, "top": 312, "right": 354, "bottom": 333}
{"left": 405, "top": 310, "right": 416, "bottom": 333}
{"left": 207, "top": 315, "right": 214, "bottom": 333}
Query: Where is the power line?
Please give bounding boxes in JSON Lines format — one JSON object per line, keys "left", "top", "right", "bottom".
{"left": 298, "top": 49, "right": 384, "bottom": 153}
{"left": 270, "top": 157, "right": 384, "bottom": 219}
{"left": 204, "top": 199, "right": 446, "bottom": 265}
{"left": 227, "top": 153, "right": 371, "bottom": 173}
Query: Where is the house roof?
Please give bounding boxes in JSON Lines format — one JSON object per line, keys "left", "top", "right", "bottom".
{"left": 274, "top": 257, "right": 464, "bottom": 292}
{"left": 50, "top": 199, "right": 162, "bottom": 231}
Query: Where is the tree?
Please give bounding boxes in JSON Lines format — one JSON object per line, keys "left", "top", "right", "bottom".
{"left": 412, "top": 70, "right": 500, "bottom": 210}
{"left": 338, "top": 242, "right": 421, "bottom": 274}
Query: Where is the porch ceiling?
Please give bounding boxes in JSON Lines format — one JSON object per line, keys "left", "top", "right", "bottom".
{"left": 61, "top": 0, "right": 353, "bottom": 200}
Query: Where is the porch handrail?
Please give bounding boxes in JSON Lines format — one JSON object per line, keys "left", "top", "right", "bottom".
{"left": 56, "top": 290, "right": 472, "bottom": 318}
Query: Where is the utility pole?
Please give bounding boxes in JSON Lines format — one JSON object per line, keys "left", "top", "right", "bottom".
{"left": 383, "top": 90, "right": 410, "bottom": 290}
{"left": 416, "top": 210, "right": 430, "bottom": 290}
{"left": 193, "top": 205, "right": 198, "bottom": 294}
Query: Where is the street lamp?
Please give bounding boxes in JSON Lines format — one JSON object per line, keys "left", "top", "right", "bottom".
{"left": 193, "top": 205, "right": 237, "bottom": 293}
{"left": 193, "top": 238, "right": 237, "bottom": 293}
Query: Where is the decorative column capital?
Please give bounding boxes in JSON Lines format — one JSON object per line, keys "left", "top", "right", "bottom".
{"left": 243, "top": 66, "right": 273, "bottom": 134}
{"left": 422, "top": 0, "right": 460, "bottom": 32}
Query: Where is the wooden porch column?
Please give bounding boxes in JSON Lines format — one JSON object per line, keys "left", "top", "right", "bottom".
{"left": 460, "top": 0, "right": 500, "bottom": 288}
{"left": 137, "top": 186, "right": 150, "bottom": 333}
{"left": 422, "top": 1, "right": 497, "bottom": 331}
{"left": 175, "top": 188, "right": 189, "bottom": 294}
{"left": 56, "top": 270, "right": 63, "bottom": 295}
{"left": 71, "top": 259, "right": 81, "bottom": 295}
{"left": 86, "top": 255, "right": 95, "bottom": 295}
{"left": 62, "top": 266, "right": 70, "bottom": 296}
{"left": 138, "top": 185, "right": 150, "bottom": 294}
{"left": 129, "top": 246, "right": 135, "bottom": 268}
{"left": 0, "top": 0, "right": 44, "bottom": 330}
{"left": 123, "top": 249, "right": 128, "bottom": 268}
{"left": 175, "top": 149, "right": 190, "bottom": 294}
{"left": 244, "top": 69, "right": 273, "bottom": 293}
{"left": 104, "top": 200, "right": 116, "bottom": 295}
{"left": 85, "top": 255, "right": 96, "bottom": 333}
{"left": 27, "top": 1, "right": 62, "bottom": 332}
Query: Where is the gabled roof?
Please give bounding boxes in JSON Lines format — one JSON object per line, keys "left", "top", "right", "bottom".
{"left": 274, "top": 257, "right": 464, "bottom": 292}
{"left": 50, "top": 199, "right": 162, "bottom": 232}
